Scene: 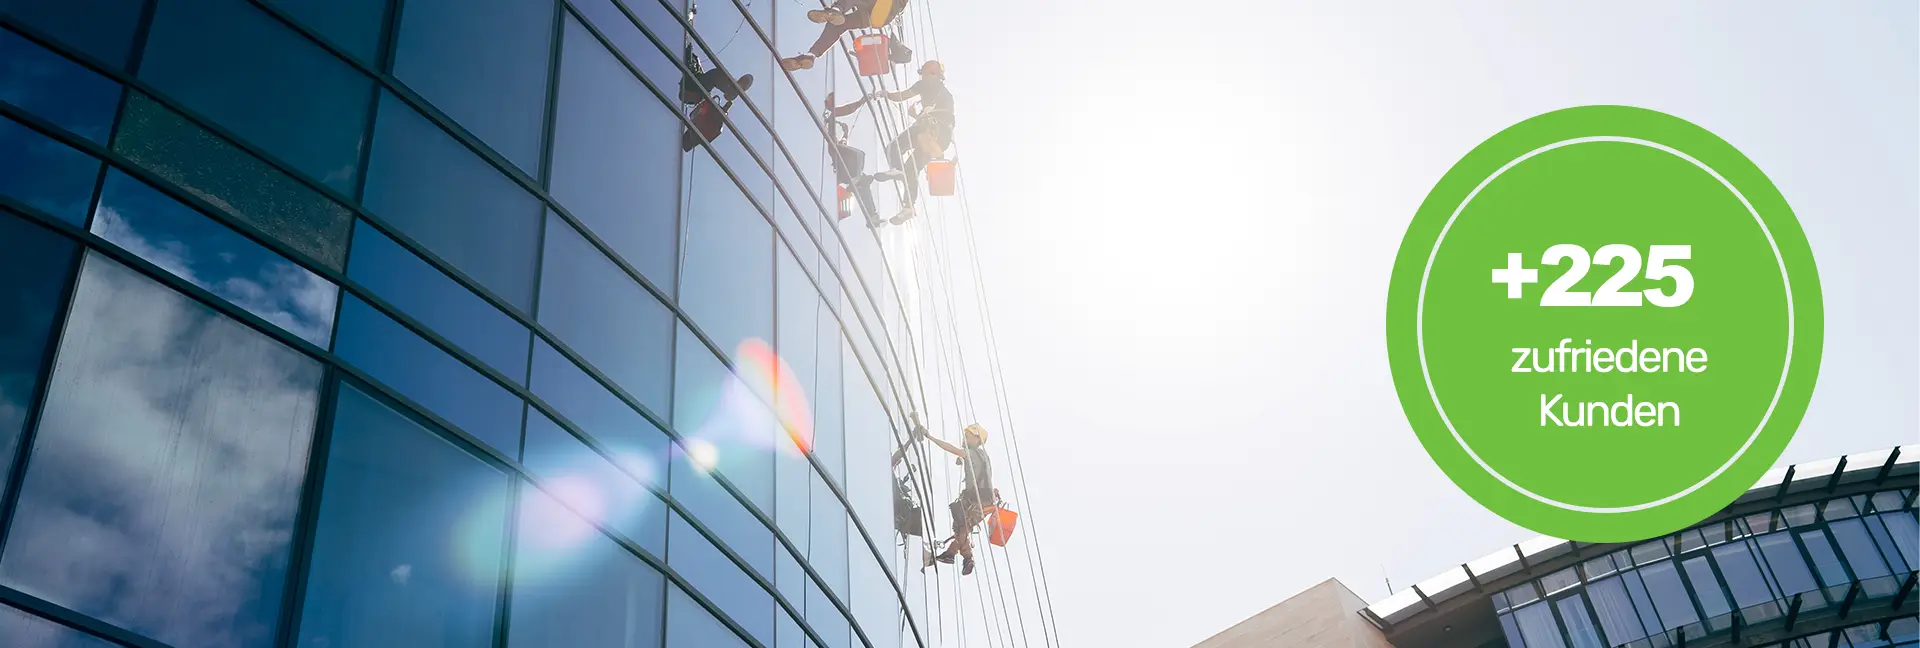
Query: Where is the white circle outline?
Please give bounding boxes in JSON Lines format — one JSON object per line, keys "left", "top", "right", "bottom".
{"left": 1417, "top": 136, "right": 1795, "bottom": 514}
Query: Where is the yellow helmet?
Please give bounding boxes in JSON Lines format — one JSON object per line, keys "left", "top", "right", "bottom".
{"left": 962, "top": 423, "right": 988, "bottom": 443}
{"left": 921, "top": 60, "right": 945, "bottom": 77}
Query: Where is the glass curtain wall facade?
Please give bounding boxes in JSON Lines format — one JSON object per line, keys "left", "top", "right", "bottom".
{"left": 0, "top": 1, "right": 937, "bottom": 647}
{"left": 1491, "top": 488, "right": 1918, "bottom": 648}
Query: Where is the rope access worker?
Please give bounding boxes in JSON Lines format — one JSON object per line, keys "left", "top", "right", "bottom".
{"left": 679, "top": 44, "right": 756, "bottom": 151}
{"left": 910, "top": 413, "right": 993, "bottom": 576}
{"left": 891, "top": 423, "right": 925, "bottom": 538}
{"left": 779, "top": 0, "right": 911, "bottom": 72}
{"left": 825, "top": 91, "right": 885, "bottom": 228}
{"left": 869, "top": 60, "right": 954, "bottom": 225}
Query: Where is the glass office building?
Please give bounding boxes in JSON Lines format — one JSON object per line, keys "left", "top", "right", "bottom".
{"left": 0, "top": 0, "right": 946, "bottom": 646}
{"left": 1194, "top": 447, "right": 1918, "bottom": 648}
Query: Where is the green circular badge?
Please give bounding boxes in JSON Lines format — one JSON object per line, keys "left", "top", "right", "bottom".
{"left": 1386, "top": 105, "right": 1823, "bottom": 542}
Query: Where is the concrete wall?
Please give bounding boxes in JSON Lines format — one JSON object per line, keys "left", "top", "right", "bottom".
{"left": 1191, "top": 579, "right": 1398, "bottom": 648}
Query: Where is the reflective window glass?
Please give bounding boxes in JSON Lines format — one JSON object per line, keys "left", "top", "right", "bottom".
{"left": 1876, "top": 512, "right": 1919, "bottom": 570}
{"left": 1512, "top": 600, "right": 1566, "bottom": 648}
{"left": 92, "top": 170, "right": 339, "bottom": 347}
{"left": 1755, "top": 532, "right": 1819, "bottom": 597}
{"left": 0, "top": 214, "right": 78, "bottom": 517}
{"left": 1784, "top": 504, "right": 1819, "bottom": 527}
{"left": 0, "top": 27, "right": 120, "bottom": 143}
{"left": 1681, "top": 556, "right": 1731, "bottom": 620}
{"left": 1801, "top": 530, "right": 1854, "bottom": 587}
{"left": 1620, "top": 571, "right": 1666, "bottom": 637}
{"left": 1630, "top": 541, "right": 1671, "bottom": 565}
{"left": 537, "top": 214, "right": 674, "bottom": 412}
{"left": 1587, "top": 576, "right": 1649, "bottom": 644}
{"left": 1828, "top": 519, "right": 1892, "bottom": 579}
{"left": 391, "top": 0, "right": 553, "bottom": 175}
{"left": 295, "top": 383, "right": 510, "bottom": 648}
{"left": 1863, "top": 514, "right": 1913, "bottom": 573}
{"left": 674, "top": 321, "right": 775, "bottom": 512}
{"left": 508, "top": 484, "right": 665, "bottom": 648}
{"left": 363, "top": 92, "right": 541, "bottom": 308}
{"left": 1636, "top": 561, "right": 1699, "bottom": 629}
{"left": 1713, "top": 542, "right": 1778, "bottom": 608}
{"left": 1557, "top": 594, "right": 1605, "bottom": 648}
{"left": 668, "top": 438, "right": 774, "bottom": 575}
{"left": 113, "top": 93, "right": 354, "bottom": 270}
{"left": 264, "top": 0, "right": 390, "bottom": 63}
{"left": 666, "top": 584, "right": 750, "bottom": 648}
{"left": 522, "top": 409, "right": 666, "bottom": 554}
{"left": 813, "top": 326, "right": 845, "bottom": 482}
{"left": 551, "top": 15, "right": 680, "bottom": 288}
{"left": 842, "top": 375, "right": 891, "bottom": 555}
{"left": 334, "top": 294, "right": 523, "bottom": 456}
{"left": 347, "top": 219, "right": 530, "bottom": 383}
{"left": 667, "top": 512, "right": 775, "bottom": 644}
{"left": 1869, "top": 491, "right": 1905, "bottom": 513}
{"left": 0, "top": 115, "right": 99, "bottom": 225}
{"left": 0, "top": 0, "right": 143, "bottom": 66}
{"left": 0, "top": 604, "right": 117, "bottom": 647}
{"left": 810, "top": 471, "right": 850, "bottom": 598}
{"left": 140, "top": 0, "right": 373, "bottom": 194}
{"left": 775, "top": 548, "right": 806, "bottom": 615}
{"left": 1498, "top": 613, "right": 1525, "bottom": 648}
{"left": 529, "top": 338, "right": 670, "bottom": 489}
{"left": 1826, "top": 497, "right": 1861, "bottom": 521}
{"left": 850, "top": 544, "right": 899, "bottom": 648}
{"left": 0, "top": 255, "right": 321, "bottom": 648}
{"left": 1541, "top": 567, "right": 1580, "bottom": 595}
{"left": 807, "top": 578, "right": 852, "bottom": 648}
{"left": 570, "top": 0, "right": 680, "bottom": 87}
{"left": 775, "top": 249, "right": 819, "bottom": 450}
{"left": 680, "top": 151, "right": 774, "bottom": 355}
{"left": 778, "top": 611, "right": 809, "bottom": 648}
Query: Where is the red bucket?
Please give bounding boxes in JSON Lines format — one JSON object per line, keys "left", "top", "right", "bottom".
{"left": 925, "top": 159, "right": 955, "bottom": 196}
{"left": 855, "top": 34, "right": 889, "bottom": 76}
{"left": 984, "top": 507, "right": 1018, "bottom": 547}
{"left": 837, "top": 185, "right": 852, "bottom": 220}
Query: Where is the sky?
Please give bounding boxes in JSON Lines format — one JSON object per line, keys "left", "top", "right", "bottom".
{"left": 910, "top": 2, "right": 1919, "bottom": 647}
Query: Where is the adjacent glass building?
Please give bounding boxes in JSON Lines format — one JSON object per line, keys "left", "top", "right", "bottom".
{"left": 0, "top": 0, "right": 946, "bottom": 646}
{"left": 1193, "top": 446, "right": 1919, "bottom": 648}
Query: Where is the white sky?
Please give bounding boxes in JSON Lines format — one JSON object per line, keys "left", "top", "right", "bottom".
{"left": 916, "top": 2, "right": 1919, "bottom": 646}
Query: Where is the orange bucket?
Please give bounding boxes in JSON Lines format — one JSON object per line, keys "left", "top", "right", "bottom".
{"left": 925, "top": 159, "right": 955, "bottom": 196}
{"left": 855, "top": 34, "right": 889, "bottom": 76}
{"left": 984, "top": 506, "right": 1018, "bottom": 547}
{"left": 836, "top": 185, "right": 852, "bottom": 220}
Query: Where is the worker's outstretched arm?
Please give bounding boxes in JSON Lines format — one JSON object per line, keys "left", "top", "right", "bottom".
{"left": 906, "top": 413, "right": 965, "bottom": 458}
{"left": 879, "top": 79, "right": 924, "bottom": 102}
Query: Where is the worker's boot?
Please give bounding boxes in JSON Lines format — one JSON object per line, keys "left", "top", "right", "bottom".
{"left": 806, "top": 9, "right": 847, "bottom": 25}
{"left": 890, "top": 204, "right": 916, "bottom": 225}
{"left": 780, "top": 54, "right": 815, "bottom": 71}
{"left": 961, "top": 554, "right": 976, "bottom": 576}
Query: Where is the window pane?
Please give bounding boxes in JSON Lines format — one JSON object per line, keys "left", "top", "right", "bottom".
{"left": 668, "top": 512, "right": 775, "bottom": 645}
{"left": 810, "top": 471, "right": 850, "bottom": 598}
{"left": 0, "top": 214, "right": 78, "bottom": 529}
{"left": 0, "top": 604, "right": 117, "bottom": 647}
{"left": 140, "top": 0, "right": 373, "bottom": 194}
{"left": 807, "top": 578, "right": 852, "bottom": 648}
{"left": 1620, "top": 571, "right": 1666, "bottom": 638}
{"left": 1499, "top": 613, "right": 1526, "bottom": 648}
{"left": 264, "top": 0, "right": 390, "bottom": 63}
{"left": 508, "top": 483, "right": 665, "bottom": 648}
{"left": 1713, "top": 542, "right": 1777, "bottom": 608}
{"left": 666, "top": 584, "right": 750, "bottom": 648}
{"left": 363, "top": 92, "right": 541, "bottom": 309}
{"left": 551, "top": 15, "right": 680, "bottom": 289}
{"left": 295, "top": 383, "right": 509, "bottom": 648}
{"left": 0, "top": 0, "right": 143, "bottom": 66}
{"left": 850, "top": 545, "right": 899, "bottom": 648}
{"left": 1637, "top": 561, "right": 1699, "bottom": 629}
{"left": 333, "top": 294, "right": 524, "bottom": 456}
{"left": 0, "top": 27, "right": 120, "bottom": 143}
{"left": 537, "top": 215, "right": 674, "bottom": 412}
{"left": 1876, "top": 513, "right": 1919, "bottom": 571}
{"left": 391, "top": 0, "right": 553, "bottom": 175}
{"left": 0, "top": 115, "right": 99, "bottom": 225}
{"left": 1513, "top": 600, "right": 1566, "bottom": 648}
{"left": 1587, "top": 576, "right": 1648, "bottom": 644}
{"left": 570, "top": 0, "right": 681, "bottom": 88}
{"left": 1756, "top": 532, "right": 1819, "bottom": 597}
{"left": 1802, "top": 530, "right": 1854, "bottom": 587}
{"left": 674, "top": 322, "right": 775, "bottom": 512}
{"left": 1682, "top": 557, "right": 1731, "bottom": 620}
{"left": 522, "top": 409, "right": 666, "bottom": 554}
{"left": 92, "top": 170, "right": 339, "bottom": 347}
{"left": 1829, "top": 519, "right": 1892, "bottom": 579}
{"left": 1863, "top": 515, "right": 1912, "bottom": 573}
{"left": 0, "top": 254, "right": 321, "bottom": 648}
{"left": 347, "top": 219, "right": 530, "bottom": 383}
{"left": 528, "top": 338, "right": 670, "bottom": 489}
{"left": 1557, "top": 594, "right": 1605, "bottom": 648}
{"left": 669, "top": 439, "right": 774, "bottom": 576}
{"left": 113, "top": 93, "right": 354, "bottom": 270}
{"left": 680, "top": 151, "right": 774, "bottom": 354}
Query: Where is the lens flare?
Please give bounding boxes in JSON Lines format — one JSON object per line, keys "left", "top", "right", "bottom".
{"left": 734, "top": 338, "right": 814, "bottom": 455}
{"left": 685, "top": 438, "right": 720, "bottom": 473}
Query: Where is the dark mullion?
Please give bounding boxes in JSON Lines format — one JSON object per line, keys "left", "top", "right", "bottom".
{"left": 273, "top": 373, "right": 342, "bottom": 648}
{"left": 0, "top": 584, "right": 170, "bottom": 648}
{"left": 0, "top": 223, "right": 87, "bottom": 556}
{"left": 491, "top": 472, "right": 523, "bottom": 648}
{"left": 124, "top": 0, "right": 159, "bottom": 74}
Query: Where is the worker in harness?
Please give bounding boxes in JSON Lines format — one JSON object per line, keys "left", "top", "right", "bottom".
{"left": 679, "top": 44, "right": 755, "bottom": 152}
{"left": 869, "top": 60, "right": 953, "bottom": 225}
{"left": 778, "top": 0, "right": 911, "bottom": 72}
{"left": 824, "top": 91, "right": 885, "bottom": 227}
{"left": 891, "top": 423, "right": 925, "bottom": 538}
{"left": 910, "top": 414, "right": 992, "bottom": 576}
